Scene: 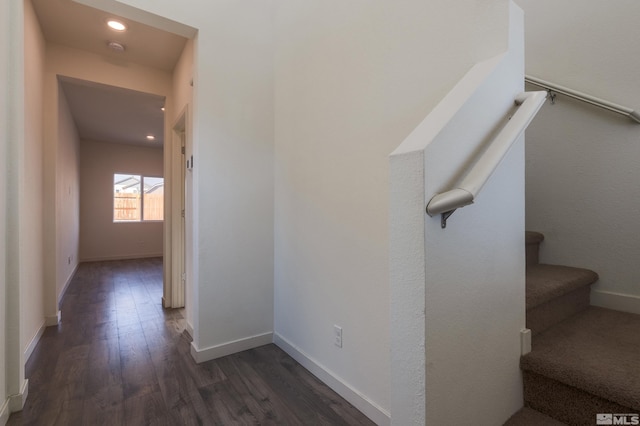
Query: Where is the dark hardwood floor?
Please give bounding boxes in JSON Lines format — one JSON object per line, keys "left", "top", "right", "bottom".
{"left": 8, "top": 258, "right": 375, "bottom": 426}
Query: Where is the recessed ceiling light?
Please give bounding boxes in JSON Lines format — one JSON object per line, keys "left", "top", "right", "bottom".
{"left": 107, "top": 20, "right": 127, "bottom": 31}
{"left": 146, "top": 135, "right": 156, "bottom": 140}
{"left": 161, "top": 107, "right": 165, "bottom": 111}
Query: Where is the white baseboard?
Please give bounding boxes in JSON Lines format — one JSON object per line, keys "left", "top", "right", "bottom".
{"left": 8, "top": 379, "right": 28, "bottom": 413}
{"left": 190, "top": 332, "right": 273, "bottom": 364}
{"left": 185, "top": 322, "right": 194, "bottom": 339}
{"left": 58, "top": 263, "right": 79, "bottom": 308}
{"left": 273, "top": 333, "right": 391, "bottom": 426}
{"left": 592, "top": 290, "right": 640, "bottom": 315}
{"left": 79, "top": 253, "right": 163, "bottom": 262}
{"left": 0, "top": 398, "right": 9, "bottom": 426}
{"left": 24, "top": 321, "right": 46, "bottom": 363}
{"left": 45, "top": 311, "right": 61, "bottom": 327}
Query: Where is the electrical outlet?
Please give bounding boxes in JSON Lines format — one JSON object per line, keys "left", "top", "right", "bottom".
{"left": 334, "top": 325, "right": 342, "bottom": 348}
{"left": 68, "top": 256, "right": 71, "bottom": 265}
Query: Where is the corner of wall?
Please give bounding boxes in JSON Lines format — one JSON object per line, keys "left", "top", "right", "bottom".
{"left": 189, "top": 332, "right": 273, "bottom": 364}
{"left": 7, "top": 379, "right": 28, "bottom": 415}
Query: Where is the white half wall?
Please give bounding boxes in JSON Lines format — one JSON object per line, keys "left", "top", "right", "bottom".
{"left": 390, "top": 3, "right": 526, "bottom": 424}
{"left": 79, "top": 140, "right": 164, "bottom": 261}
{"left": 516, "top": 0, "right": 640, "bottom": 310}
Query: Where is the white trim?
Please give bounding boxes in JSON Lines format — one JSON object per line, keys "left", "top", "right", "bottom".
{"left": 190, "top": 332, "right": 273, "bottom": 364}
{"left": 0, "top": 398, "right": 10, "bottom": 426}
{"left": 591, "top": 290, "right": 640, "bottom": 315}
{"left": 185, "top": 321, "right": 194, "bottom": 339}
{"left": 169, "top": 108, "right": 188, "bottom": 310}
{"left": 78, "top": 253, "right": 163, "bottom": 263}
{"left": 8, "top": 379, "right": 28, "bottom": 413}
{"left": 57, "top": 263, "right": 79, "bottom": 307}
{"left": 24, "top": 321, "right": 46, "bottom": 362}
{"left": 520, "top": 328, "right": 531, "bottom": 355}
{"left": 273, "top": 333, "right": 391, "bottom": 426}
{"left": 45, "top": 311, "right": 61, "bottom": 326}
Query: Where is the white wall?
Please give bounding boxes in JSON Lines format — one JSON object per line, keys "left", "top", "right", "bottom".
{"left": 73, "top": 0, "right": 520, "bottom": 423}
{"left": 22, "top": 0, "right": 46, "bottom": 362}
{"left": 171, "top": 38, "right": 193, "bottom": 123}
{"left": 391, "top": 3, "right": 526, "bottom": 424}
{"left": 2, "top": 0, "right": 34, "bottom": 416}
{"left": 274, "top": 0, "right": 511, "bottom": 423}
{"left": 515, "top": 0, "right": 640, "bottom": 313}
{"left": 80, "top": 0, "right": 276, "bottom": 361}
{"left": 45, "top": 44, "right": 173, "bottom": 99}
{"left": 79, "top": 140, "right": 164, "bottom": 261}
{"left": 55, "top": 83, "right": 80, "bottom": 302}
{"left": 0, "top": 0, "right": 10, "bottom": 418}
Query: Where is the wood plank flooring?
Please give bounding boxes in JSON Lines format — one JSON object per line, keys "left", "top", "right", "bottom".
{"left": 8, "top": 258, "right": 375, "bottom": 426}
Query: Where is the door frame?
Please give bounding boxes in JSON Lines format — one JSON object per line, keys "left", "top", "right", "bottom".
{"left": 163, "top": 107, "right": 187, "bottom": 308}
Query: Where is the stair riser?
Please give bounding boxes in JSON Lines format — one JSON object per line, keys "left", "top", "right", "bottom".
{"left": 523, "top": 371, "right": 635, "bottom": 426}
{"left": 526, "top": 242, "right": 540, "bottom": 268}
{"left": 527, "top": 287, "right": 590, "bottom": 335}
{"left": 525, "top": 231, "right": 544, "bottom": 268}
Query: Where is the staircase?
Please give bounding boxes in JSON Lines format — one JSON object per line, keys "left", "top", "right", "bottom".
{"left": 506, "top": 232, "right": 640, "bottom": 425}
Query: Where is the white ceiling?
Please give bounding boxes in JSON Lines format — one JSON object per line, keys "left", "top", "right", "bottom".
{"left": 59, "top": 76, "right": 165, "bottom": 148}
{"left": 31, "top": 0, "right": 189, "bottom": 147}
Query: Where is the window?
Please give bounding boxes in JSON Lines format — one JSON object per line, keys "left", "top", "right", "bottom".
{"left": 114, "top": 174, "right": 164, "bottom": 222}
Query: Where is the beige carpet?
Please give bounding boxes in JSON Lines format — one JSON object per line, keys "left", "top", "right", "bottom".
{"left": 504, "top": 407, "right": 567, "bottom": 425}
{"left": 521, "top": 307, "right": 640, "bottom": 424}
{"left": 526, "top": 264, "right": 598, "bottom": 309}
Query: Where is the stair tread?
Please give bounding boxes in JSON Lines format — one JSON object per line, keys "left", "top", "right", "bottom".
{"left": 521, "top": 307, "right": 640, "bottom": 411}
{"left": 503, "top": 407, "right": 567, "bottom": 425}
{"left": 526, "top": 264, "right": 598, "bottom": 310}
{"left": 525, "top": 231, "right": 544, "bottom": 245}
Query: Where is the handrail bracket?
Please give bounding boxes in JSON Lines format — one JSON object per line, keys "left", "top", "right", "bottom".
{"left": 441, "top": 210, "right": 456, "bottom": 229}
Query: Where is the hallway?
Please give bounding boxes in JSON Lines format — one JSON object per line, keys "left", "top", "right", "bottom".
{"left": 8, "top": 259, "right": 374, "bottom": 425}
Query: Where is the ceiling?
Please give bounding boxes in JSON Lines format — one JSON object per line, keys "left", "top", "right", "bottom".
{"left": 31, "top": 0, "right": 190, "bottom": 147}
{"left": 59, "top": 77, "right": 165, "bottom": 148}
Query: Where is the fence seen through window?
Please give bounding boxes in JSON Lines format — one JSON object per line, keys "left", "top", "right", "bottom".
{"left": 114, "top": 174, "right": 164, "bottom": 222}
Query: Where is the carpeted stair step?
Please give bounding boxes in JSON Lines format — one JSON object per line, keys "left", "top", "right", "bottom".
{"left": 526, "top": 264, "right": 598, "bottom": 335}
{"left": 503, "top": 407, "right": 567, "bottom": 425}
{"left": 521, "top": 307, "right": 640, "bottom": 426}
{"left": 526, "top": 231, "right": 544, "bottom": 268}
